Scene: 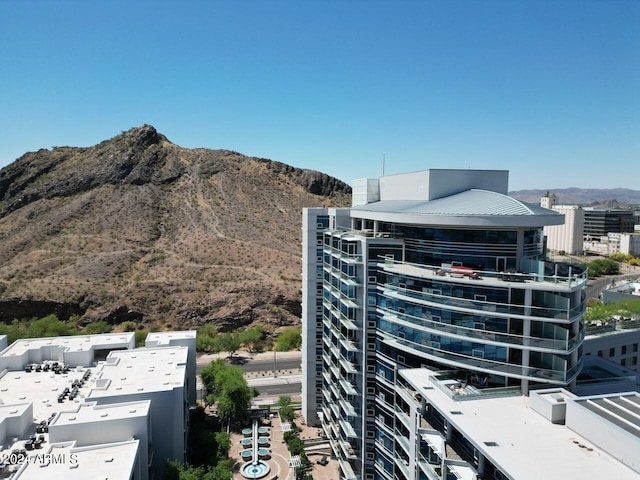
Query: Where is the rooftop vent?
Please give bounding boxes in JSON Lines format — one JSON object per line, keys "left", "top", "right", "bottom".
{"left": 484, "top": 441, "right": 499, "bottom": 447}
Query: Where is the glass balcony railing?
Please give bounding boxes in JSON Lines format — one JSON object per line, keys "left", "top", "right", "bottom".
{"left": 382, "top": 283, "right": 585, "bottom": 322}
{"left": 378, "top": 306, "right": 585, "bottom": 354}
{"left": 382, "top": 332, "right": 583, "bottom": 384}
{"left": 379, "top": 257, "right": 587, "bottom": 289}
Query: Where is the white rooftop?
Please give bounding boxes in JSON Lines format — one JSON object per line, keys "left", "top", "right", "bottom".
{"left": 12, "top": 440, "right": 139, "bottom": 480}
{"left": 86, "top": 347, "right": 187, "bottom": 399}
{"left": 401, "top": 368, "right": 640, "bottom": 480}
{"left": 145, "top": 330, "right": 196, "bottom": 345}
{"left": 0, "top": 333, "right": 135, "bottom": 358}
{"left": 0, "top": 367, "right": 94, "bottom": 425}
{"left": 52, "top": 400, "right": 151, "bottom": 428}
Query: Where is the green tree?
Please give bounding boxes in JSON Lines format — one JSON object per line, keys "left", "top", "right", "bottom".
{"left": 214, "top": 432, "right": 231, "bottom": 458}
{"left": 275, "top": 327, "right": 302, "bottom": 351}
{"left": 587, "top": 258, "right": 619, "bottom": 277}
{"left": 213, "top": 331, "right": 241, "bottom": 358}
{"left": 135, "top": 330, "right": 148, "bottom": 347}
{"left": 239, "top": 326, "right": 264, "bottom": 353}
{"left": 216, "top": 372, "right": 251, "bottom": 424}
{"left": 26, "top": 314, "right": 74, "bottom": 338}
{"left": 84, "top": 320, "right": 112, "bottom": 334}
{"left": 211, "top": 460, "right": 233, "bottom": 480}
{"left": 200, "top": 359, "right": 251, "bottom": 424}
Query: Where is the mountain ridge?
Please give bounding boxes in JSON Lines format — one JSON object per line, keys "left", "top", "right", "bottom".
{"left": 509, "top": 187, "right": 640, "bottom": 206}
{"left": 0, "top": 125, "right": 351, "bottom": 333}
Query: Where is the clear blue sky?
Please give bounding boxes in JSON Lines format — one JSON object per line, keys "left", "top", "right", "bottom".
{"left": 1, "top": 0, "right": 638, "bottom": 190}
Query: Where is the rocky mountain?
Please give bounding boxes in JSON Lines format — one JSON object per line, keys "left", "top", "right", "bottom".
{"left": 509, "top": 188, "right": 640, "bottom": 207}
{"left": 0, "top": 125, "right": 351, "bottom": 333}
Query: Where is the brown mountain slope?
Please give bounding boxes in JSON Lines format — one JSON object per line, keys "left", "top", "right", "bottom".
{"left": 0, "top": 125, "right": 351, "bottom": 332}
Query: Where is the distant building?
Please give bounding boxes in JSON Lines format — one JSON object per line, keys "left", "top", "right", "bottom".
{"left": 584, "top": 232, "right": 640, "bottom": 256}
{"left": 583, "top": 208, "right": 634, "bottom": 239}
{"left": 540, "top": 193, "right": 584, "bottom": 254}
{"left": 583, "top": 322, "right": 640, "bottom": 373}
{"left": 602, "top": 281, "right": 640, "bottom": 304}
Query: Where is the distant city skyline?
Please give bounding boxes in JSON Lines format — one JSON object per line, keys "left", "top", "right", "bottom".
{"left": 1, "top": 1, "right": 638, "bottom": 190}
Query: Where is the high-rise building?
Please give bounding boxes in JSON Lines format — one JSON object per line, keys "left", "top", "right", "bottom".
{"left": 301, "top": 169, "right": 587, "bottom": 480}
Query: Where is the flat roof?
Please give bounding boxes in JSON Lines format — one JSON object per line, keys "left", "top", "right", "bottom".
{"left": 0, "top": 333, "right": 134, "bottom": 357}
{"left": 400, "top": 368, "right": 640, "bottom": 480}
{"left": 0, "top": 367, "right": 95, "bottom": 424}
{"left": 12, "top": 440, "right": 139, "bottom": 480}
{"left": 145, "top": 330, "right": 196, "bottom": 342}
{"left": 52, "top": 400, "right": 151, "bottom": 428}
{"left": 86, "top": 347, "right": 187, "bottom": 399}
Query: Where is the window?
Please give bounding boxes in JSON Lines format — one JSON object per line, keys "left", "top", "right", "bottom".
{"left": 597, "top": 350, "right": 603, "bottom": 357}
{"left": 621, "top": 359, "right": 627, "bottom": 366}
{"left": 609, "top": 347, "right": 616, "bottom": 357}
{"left": 622, "top": 345, "right": 627, "bottom": 355}
{"left": 633, "top": 343, "right": 638, "bottom": 353}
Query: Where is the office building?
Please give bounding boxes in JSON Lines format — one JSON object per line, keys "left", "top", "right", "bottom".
{"left": 301, "top": 169, "right": 587, "bottom": 480}
{"left": 583, "top": 208, "right": 634, "bottom": 239}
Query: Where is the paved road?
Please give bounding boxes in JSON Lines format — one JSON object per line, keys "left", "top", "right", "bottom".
{"left": 196, "top": 352, "right": 301, "bottom": 375}
{"left": 585, "top": 271, "right": 640, "bottom": 301}
{"left": 253, "top": 382, "right": 301, "bottom": 397}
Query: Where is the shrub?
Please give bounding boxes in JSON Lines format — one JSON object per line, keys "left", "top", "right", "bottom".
{"left": 275, "top": 327, "right": 301, "bottom": 351}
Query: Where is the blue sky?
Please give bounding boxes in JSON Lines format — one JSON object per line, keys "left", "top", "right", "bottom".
{"left": 1, "top": 1, "right": 638, "bottom": 190}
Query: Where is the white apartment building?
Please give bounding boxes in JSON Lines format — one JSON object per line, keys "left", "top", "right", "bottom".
{"left": 302, "top": 169, "right": 587, "bottom": 480}
{"left": 0, "top": 331, "right": 196, "bottom": 480}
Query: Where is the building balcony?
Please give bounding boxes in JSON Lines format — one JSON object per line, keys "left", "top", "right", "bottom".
{"left": 394, "top": 452, "right": 412, "bottom": 479}
{"left": 382, "top": 284, "right": 585, "bottom": 324}
{"left": 379, "top": 306, "right": 585, "bottom": 355}
{"left": 379, "top": 259, "right": 587, "bottom": 291}
{"left": 381, "top": 331, "right": 583, "bottom": 385}
{"left": 394, "top": 405, "right": 411, "bottom": 430}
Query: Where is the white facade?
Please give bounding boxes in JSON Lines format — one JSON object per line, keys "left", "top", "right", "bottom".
{"left": 544, "top": 205, "right": 584, "bottom": 254}
{"left": 398, "top": 367, "right": 640, "bottom": 480}
{"left": 584, "top": 232, "right": 640, "bottom": 256}
{"left": 145, "top": 330, "right": 197, "bottom": 405}
{"left": 0, "top": 331, "right": 195, "bottom": 480}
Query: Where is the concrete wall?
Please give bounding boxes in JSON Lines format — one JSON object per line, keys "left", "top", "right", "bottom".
{"left": 566, "top": 395, "right": 640, "bottom": 474}
{"left": 378, "top": 169, "right": 509, "bottom": 202}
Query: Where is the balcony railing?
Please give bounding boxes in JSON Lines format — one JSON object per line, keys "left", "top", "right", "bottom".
{"left": 379, "top": 257, "right": 587, "bottom": 288}
{"left": 382, "top": 331, "right": 583, "bottom": 384}
{"left": 378, "top": 305, "right": 585, "bottom": 354}
{"left": 381, "top": 283, "right": 585, "bottom": 322}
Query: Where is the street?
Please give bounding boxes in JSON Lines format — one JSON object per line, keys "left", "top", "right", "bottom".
{"left": 196, "top": 351, "right": 302, "bottom": 398}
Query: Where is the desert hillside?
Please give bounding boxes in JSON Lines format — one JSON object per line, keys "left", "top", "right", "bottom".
{"left": 0, "top": 125, "right": 351, "bottom": 333}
